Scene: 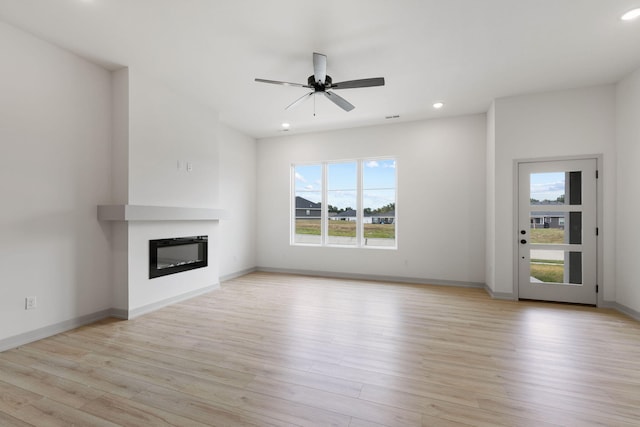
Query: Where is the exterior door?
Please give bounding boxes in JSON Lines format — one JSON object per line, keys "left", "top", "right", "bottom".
{"left": 518, "top": 159, "right": 597, "bottom": 305}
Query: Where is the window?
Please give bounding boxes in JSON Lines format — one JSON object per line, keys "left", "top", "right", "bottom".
{"left": 292, "top": 158, "right": 396, "bottom": 248}
{"left": 293, "top": 164, "right": 322, "bottom": 244}
{"left": 363, "top": 159, "right": 396, "bottom": 247}
{"left": 327, "top": 162, "right": 357, "bottom": 246}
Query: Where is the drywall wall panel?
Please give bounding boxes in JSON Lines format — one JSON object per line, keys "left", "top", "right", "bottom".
{"left": 219, "top": 124, "right": 257, "bottom": 279}
{"left": 122, "top": 70, "right": 221, "bottom": 313}
{"left": 256, "top": 115, "right": 486, "bottom": 285}
{"left": 492, "top": 85, "right": 616, "bottom": 299}
{"left": 615, "top": 67, "right": 640, "bottom": 313}
{"left": 0, "top": 22, "right": 112, "bottom": 340}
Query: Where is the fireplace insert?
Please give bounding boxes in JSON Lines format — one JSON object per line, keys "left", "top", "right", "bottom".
{"left": 149, "top": 236, "right": 208, "bottom": 279}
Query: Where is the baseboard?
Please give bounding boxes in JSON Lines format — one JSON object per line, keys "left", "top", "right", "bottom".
{"left": 0, "top": 309, "right": 113, "bottom": 352}
{"left": 256, "top": 267, "right": 485, "bottom": 289}
{"left": 600, "top": 300, "right": 640, "bottom": 322}
{"left": 126, "top": 283, "right": 220, "bottom": 320}
{"left": 484, "top": 285, "right": 517, "bottom": 301}
{"left": 220, "top": 267, "right": 258, "bottom": 282}
{"left": 0, "top": 284, "right": 223, "bottom": 352}
{"left": 109, "top": 308, "right": 129, "bottom": 320}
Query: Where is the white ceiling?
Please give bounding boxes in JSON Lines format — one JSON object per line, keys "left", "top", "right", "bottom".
{"left": 1, "top": 0, "right": 640, "bottom": 139}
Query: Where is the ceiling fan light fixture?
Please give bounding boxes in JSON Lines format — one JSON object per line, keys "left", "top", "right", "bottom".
{"left": 255, "top": 52, "right": 385, "bottom": 113}
{"left": 433, "top": 102, "right": 444, "bottom": 109}
{"left": 621, "top": 8, "right": 640, "bottom": 21}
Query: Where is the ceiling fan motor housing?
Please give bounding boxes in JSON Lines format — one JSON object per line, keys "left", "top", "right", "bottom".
{"left": 308, "top": 74, "right": 332, "bottom": 91}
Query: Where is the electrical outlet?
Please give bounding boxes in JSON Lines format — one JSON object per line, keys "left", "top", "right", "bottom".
{"left": 25, "top": 296, "right": 37, "bottom": 310}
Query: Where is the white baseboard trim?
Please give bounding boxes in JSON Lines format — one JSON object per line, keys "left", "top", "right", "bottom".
{"left": 601, "top": 300, "right": 640, "bottom": 322}
{"left": 256, "top": 267, "right": 485, "bottom": 289}
{"left": 484, "top": 285, "right": 517, "bottom": 301}
{"left": 126, "top": 283, "right": 220, "bottom": 320}
{"left": 109, "top": 308, "right": 129, "bottom": 320}
{"left": 0, "top": 284, "right": 222, "bottom": 352}
{"left": 220, "top": 267, "right": 258, "bottom": 282}
{"left": 0, "top": 309, "right": 113, "bottom": 352}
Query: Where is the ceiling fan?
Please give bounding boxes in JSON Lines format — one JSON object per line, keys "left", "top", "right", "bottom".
{"left": 255, "top": 52, "right": 385, "bottom": 112}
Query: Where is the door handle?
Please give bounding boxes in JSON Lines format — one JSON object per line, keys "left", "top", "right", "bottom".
{"left": 520, "top": 239, "right": 527, "bottom": 244}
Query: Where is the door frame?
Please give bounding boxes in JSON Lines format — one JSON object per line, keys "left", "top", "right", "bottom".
{"left": 513, "top": 154, "right": 604, "bottom": 306}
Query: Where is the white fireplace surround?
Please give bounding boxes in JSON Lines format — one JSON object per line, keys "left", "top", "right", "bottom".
{"left": 98, "top": 205, "right": 226, "bottom": 221}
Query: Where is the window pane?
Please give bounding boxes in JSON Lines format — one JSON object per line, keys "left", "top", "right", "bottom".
{"left": 294, "top": 165, "right": 322, "bottom": 244}
{"left": 363, "top": 159, "right": 396, "bottom": 247}
{"left": 327, "top": 162, "right": 357, "bottom": 245}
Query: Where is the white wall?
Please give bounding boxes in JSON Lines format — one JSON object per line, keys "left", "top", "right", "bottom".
{"left": 125, "top": 70, "right": 221, "bottom": 313}
{"left": 0, "top": 22, "right": 113, "bottom": 341}
{"left": 257, "top": 115, "right": 486, "bottom": 285}
{"left": 615, "top": 67, "right": 640, "bottom": 314}
{"left": 490, "top": 85, "right": 616, "bottom": 299}
{"left": 111, "top": 68, "right": 129, "bottom": 311}
{"left": 128, "top": 72, "right": 219, "bottom": 207}
{"left": 486, "top": 102, "right": 496, "bottom": 292}
{"left": 218, "top": 124, "right": 257, "bottom": 279}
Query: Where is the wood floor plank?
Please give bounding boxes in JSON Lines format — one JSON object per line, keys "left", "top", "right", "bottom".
{"left": 0, "top": 410, "right": 35, "bottom": 427}
{"left": 348, "top": 417, "right": 391, "bottom": 427}
{"left": 80, "top": 393, "right": 213, "bottom": 427}
{"left": 245, "top": 376, "right": 423, "bottom": 426}
{"left": 216, "top": 354, "right": 364, "bottom": 398}
{"left": 10, "top": 345, "right": 157, "bottom": 399}
{"left": 0, "top": 379, "right": 41, "bottom": 417}
{"left": 1, "top": 272, "right": 639, "bottom": 426}
{"left": 236, "top": 389, "right": 352, "bottom": 427}
{"left": 13, "top": 397, "right": 119, "bottom": 427}
{"left": 132, "top": 384, "right": 328, "bottom": 427}
{"left": 477, "top": 396, "right": 640, "bottom": 427}
{"left": 0, "top": 357, "right": 105, "bottom": 409}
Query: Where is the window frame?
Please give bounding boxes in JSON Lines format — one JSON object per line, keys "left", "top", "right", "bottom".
{"left": 291, "top": 157, "right": 397, "bottom": 250}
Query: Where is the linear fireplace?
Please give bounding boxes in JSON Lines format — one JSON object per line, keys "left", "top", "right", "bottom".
{"left": 149, "top": 236, "right": 208, "bottom": 279}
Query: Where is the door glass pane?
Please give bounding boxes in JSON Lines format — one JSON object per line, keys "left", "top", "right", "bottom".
{"left": 327, "top": 162, "right": 357, "bottom": 245}
{"left": 530, "top": 212, "right": 582, "bottom": 244}
{"left": 529, "top": 250, "right": 582, "bottom": 284}
{"left": 530, "top": 171, "right": 582, "bottom": 205}
{"left": 294, "top": 165, "right": 322, "bottom": 244}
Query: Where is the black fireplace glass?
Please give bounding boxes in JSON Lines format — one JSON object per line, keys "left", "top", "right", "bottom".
{"left": 149, "top": 236, "right": 208, "bottom": 279}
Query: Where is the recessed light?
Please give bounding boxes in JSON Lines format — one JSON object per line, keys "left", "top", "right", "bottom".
{"left": 622, "top": 8, "right": 640, "bottom": 21}
{"left": 281, "top": 123, "right": 290, "bottom": 129}
{"left": 433, "top": 102, "right": 444, "bottom": 109}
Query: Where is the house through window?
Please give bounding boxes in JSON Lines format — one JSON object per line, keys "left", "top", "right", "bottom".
{"left": 292, "top": 158, "right": 397, "bottom": 248}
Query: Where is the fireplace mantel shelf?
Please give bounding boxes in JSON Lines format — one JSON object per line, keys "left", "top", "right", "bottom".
{"left": 97, "top": 205, "right": 226, "bottom": 221}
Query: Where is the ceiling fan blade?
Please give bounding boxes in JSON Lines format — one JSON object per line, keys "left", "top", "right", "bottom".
{"left": 324, "top": 91, "right": 355, "bottom": 112}
{"left": 313, "top": 52, "right": 327, "bottom": 84}
{"left": 330, "top": 77, "right": 385, "bottom": 89}
{"left": 255, "top": 78, "right": 310, "bottom": 88}
{"left": 285, "top": 92, "right": 314, "bottom": 110}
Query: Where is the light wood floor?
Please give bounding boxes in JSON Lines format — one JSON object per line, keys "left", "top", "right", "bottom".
{"left": 1, "top": 272, "right": 640, "bottom": 426}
